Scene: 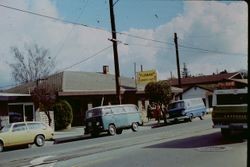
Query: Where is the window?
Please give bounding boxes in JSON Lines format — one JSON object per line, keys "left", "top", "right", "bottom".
{"left": 168, "top": 101, "right": 184, "bottom": 110}
{"left": 124, "top": 106, "right": 137, "bottom": 113}
{"left": 217, "top": 94, "right": 247, "bottom": 105}
{"left": 86, "top": 108, "right": 102, "bottom": 118}
{"left": 12, "top": 123, "right": 27, "bottom": 132}
{"left": 27, "top": 123, "right": 46, "bottom": 130}
{"left": 102, "top": 108, "right": 112, "bottom": 115}
{"left": 1, "top": 124, "right": 11, "bottom": 132}
{"left": 112, "top": 107, "right": 125, "bottom": 114}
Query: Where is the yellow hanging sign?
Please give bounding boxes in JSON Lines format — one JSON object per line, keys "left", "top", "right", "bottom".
{"left": 137, "top": 70, "right": 157, "bottom": 84}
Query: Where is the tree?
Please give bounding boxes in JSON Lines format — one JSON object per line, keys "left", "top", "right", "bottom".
{"left": 53, "top": 100, "right": 73, "bottom": 130}
{"left": 145, "top": 81, "right": 172, "bottom": 106}
{"left": 9, "top": 43, "right": 55, "bottom": 83}
{"left": 31, "top": 83, "right": 57, "bottom": 126}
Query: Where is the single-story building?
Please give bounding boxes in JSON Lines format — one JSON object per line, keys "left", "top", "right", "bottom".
{"left": 167, "top": 72, "right": 247, "bottom": 110}
{"left": 2, "top": 70, "right": 182, "bottom": 126}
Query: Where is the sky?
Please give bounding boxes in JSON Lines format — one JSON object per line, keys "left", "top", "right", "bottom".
{"left": 0, "top": 0, "right": 248, "bottom": 89}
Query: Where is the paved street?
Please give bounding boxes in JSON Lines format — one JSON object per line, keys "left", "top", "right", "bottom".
{"left": 0, "top": 115, "right": 247, "bottom": 167}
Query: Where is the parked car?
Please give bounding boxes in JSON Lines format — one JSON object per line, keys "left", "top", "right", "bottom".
{"left": 84, "top": 104, "right": 143, "bottom": 136}
{"left": 167, "top": 98, "right": 206, "bottom": 122}
{"left": 0, "top": 122, "right": 54, "bottom": 152}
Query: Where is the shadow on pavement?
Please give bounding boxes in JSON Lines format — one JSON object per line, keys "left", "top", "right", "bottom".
{"left": 145, "top": 131, "right": 247, "bottom": 149}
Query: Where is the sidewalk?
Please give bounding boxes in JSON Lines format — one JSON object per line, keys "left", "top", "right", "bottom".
{"left": 53, "top": 120, "right": 158, "bottom": 144}
{"left": 53, "top": 126, "right": 86, "bottom": 144}
{"left": 52, "top": 114, "right": 209, "bottom": 144}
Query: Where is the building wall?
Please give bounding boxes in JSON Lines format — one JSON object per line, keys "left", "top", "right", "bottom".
{"left": 182, "top": 87, "right": 208, "bottom": 99}
{"left": 182, "top": 87, "right": 212, "bottom": 109}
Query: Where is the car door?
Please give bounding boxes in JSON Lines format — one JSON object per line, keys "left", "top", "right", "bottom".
{"left": 11, "top": 123, "right": 29, "bottom": 145}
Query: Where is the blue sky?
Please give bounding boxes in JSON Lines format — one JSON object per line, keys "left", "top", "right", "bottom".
{"left": 0, "top": 0, "right": 248, "bottom": 89}
{"left": 53, "top": 0, "right": 184, "bottom": 31}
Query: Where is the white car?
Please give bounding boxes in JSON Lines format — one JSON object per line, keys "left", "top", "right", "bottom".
{"left": 0, "top": 122, "right": 54, "bottom": 152}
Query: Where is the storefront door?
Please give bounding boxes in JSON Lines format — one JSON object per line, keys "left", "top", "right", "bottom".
{"left": 8, "top": 103, "right": 34, "bottom": 123}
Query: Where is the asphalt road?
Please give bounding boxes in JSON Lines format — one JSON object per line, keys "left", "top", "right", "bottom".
{"left": 0, "top": 115, "right": 247, "bottom": 167}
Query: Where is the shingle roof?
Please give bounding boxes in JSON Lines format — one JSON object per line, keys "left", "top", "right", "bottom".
{"left": 167, "top": 72, "right": 242, "bottom": 86}
{"left": 5, "top": 71, "right": 183, "bottom": 95}
{"left": 62, "top": 71, "right": 137, "bottom": 92}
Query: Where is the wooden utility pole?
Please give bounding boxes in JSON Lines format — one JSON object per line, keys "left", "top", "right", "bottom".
{"left": 174, "top": 32, "right": 182, "bottom": 100}
{"left": 109, "top": 0, "right": 121, "bottom": 104}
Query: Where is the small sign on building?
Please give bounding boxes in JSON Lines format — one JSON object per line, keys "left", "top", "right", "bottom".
{"left": 137, "top": 70, "right": 157, "bottom": 84}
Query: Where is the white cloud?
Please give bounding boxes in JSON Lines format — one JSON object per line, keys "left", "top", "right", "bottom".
{"left": 0, "top": 1, "right": 247, "bottom": 89}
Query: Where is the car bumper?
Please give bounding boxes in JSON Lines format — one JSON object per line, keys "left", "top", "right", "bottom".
{"left": 213, "top": 123, "right": 248, "bottom": 129}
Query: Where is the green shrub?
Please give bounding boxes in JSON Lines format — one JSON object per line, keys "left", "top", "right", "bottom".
{"left": 53, "top": 100, "right": 73, "bottom": 130}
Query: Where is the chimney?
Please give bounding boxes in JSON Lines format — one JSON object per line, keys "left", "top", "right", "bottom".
{"left": 103, "top": 65, "right": 109, "bottom": 74}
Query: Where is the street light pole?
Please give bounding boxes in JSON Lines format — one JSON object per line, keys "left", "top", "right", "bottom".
{"left": 109, "top": 0, "right": 121, "bottom": 104}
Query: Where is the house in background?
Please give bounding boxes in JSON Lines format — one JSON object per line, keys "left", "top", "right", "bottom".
{"left": 167, "top": 72, "right": 247, "bottom": 111}
{"left": 3, "top": 69, "right": 182, "bottom": 126}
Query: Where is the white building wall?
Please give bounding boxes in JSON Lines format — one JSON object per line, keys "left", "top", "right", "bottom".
{"left": 182, "top": 87, "right": 212, "bottom": 112}
{"left": 182, "top": 87, "right": 207, "bottom": 99}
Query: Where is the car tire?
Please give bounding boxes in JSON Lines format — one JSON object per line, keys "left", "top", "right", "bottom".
{"left": 199, "top": 112, "right": 205, "bottom": 120}
{"left": 0, "top": 141, "right": 4, "bottom": 152}
{"left": 108, "top": 124, "right": 116, "bottom": 136}
{"left": 131, "top": 122, "right": 138, "bottom": 132}
{"left": 35, "top": 135, "right": 45, "bottom": 147}
{"left": 188, "top": 114, "right": 194, "bottom": 122}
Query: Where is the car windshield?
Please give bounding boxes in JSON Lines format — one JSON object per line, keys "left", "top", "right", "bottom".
{"left": 0, "top": 124, "right": 12, "bottom": 133}
{"left": 168, "top": 101, "right": 185, "bottom": 110}
{"left": 86, "top": 108, "right": 102, "bottom": 119}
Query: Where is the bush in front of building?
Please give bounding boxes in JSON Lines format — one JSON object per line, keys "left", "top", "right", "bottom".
{"left": 53, "top": 100, "right": 73, "bottom": 130}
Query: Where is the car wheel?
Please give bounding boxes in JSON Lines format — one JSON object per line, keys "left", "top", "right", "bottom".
{"left": 0, "top": 141, "right": 4, "bottom": 152}
{"left": 188, "top": 114, "right": 193, "bottom": 122}
{"left": 35, "top": 135, "right": 45, "bottom": 147}
{"left": 108, "top": 124, "right": 116, "bottom": 136}
{"left": 199, "top": 112, "right": 205, "bottom": 120}
{"left": 131, "top": 122, "right": 138, "bottom": 132}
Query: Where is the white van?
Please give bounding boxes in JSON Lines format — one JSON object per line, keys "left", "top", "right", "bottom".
{"left": 167, "top": 98, "right": 206, "bottom": 122}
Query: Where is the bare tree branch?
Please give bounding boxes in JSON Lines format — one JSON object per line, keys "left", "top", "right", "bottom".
{"left": 9, "top": 43, "right": 55, "bottom": 83}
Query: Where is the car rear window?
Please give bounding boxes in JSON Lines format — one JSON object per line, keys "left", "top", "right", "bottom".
{"left": 217, "top": 94, "right": 247, "bottom": 105}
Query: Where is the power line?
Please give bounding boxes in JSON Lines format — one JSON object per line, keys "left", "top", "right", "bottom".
{"left": 0, "top": 3, "right": 108, "bottom": 33}
{"left": 58, "top": 45, "right": 113, "bottom": 72}
{"left": 1, "top": 4, "right": 246, "bottom": 57}
{"left": 178, "top": 44, "right": 247, "bottom": 56}
{"left": 54, "top": 0, "right": 89, "bottom": 59}
{"left": 117, "top": 32, "right": 175, "bottom": 46}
